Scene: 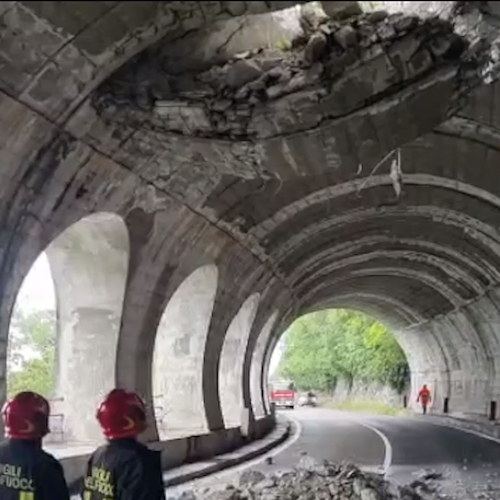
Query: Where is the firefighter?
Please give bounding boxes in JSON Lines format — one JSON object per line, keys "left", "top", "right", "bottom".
{"left": 81, "top": 388, "right": 165, "bottom": 500}
{"left": 0, "top": 391, "right": 70, "bottom": 500}
{"left": 417, "top": 384, "right": 432, "bottom": 415}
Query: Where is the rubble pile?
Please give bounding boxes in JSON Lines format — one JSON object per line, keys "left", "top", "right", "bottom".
{"left": 93, "top": 3, "right": 488, "bottom": 141}
{"left": 179, "top": 456, "right": 451, "bottom": 500}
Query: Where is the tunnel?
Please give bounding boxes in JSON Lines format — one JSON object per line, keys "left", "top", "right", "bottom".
{"left": 2, "top": 0, "right": 500, "bottom": 475}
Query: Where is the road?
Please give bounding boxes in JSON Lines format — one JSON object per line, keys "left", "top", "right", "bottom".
{"left": 254, "top": 408, "right": 500, "bottom": 498}
{"left": 168, "top": 408, "right": 500, "bottom": 499}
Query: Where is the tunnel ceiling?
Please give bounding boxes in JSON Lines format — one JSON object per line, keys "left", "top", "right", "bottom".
{"left": 3, "top": 1, "right": 500, "bottom": 333}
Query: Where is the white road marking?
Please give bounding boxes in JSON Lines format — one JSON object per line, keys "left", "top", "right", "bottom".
{"left": 352, "top": 418, "right": 393, "bottom": 476}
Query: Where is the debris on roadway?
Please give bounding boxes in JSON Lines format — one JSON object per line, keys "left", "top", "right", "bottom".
{"left": 176, "top": 455, "right": 452, "bottom": 500}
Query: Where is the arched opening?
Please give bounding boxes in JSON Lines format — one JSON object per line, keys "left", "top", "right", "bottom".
{"left": 271, "top": 308, "right": 411, "bottom": 414}
{"left": 7, "top": 253, "right": 57, "bottom": 400}
{"left": 8, "top": 212, "right": 130, "bottom": 444}
{"left": 250, "top": 311, "right": 279, "bottom": 418}
{"left": 152, "top": 265, "right": 218, "bottom": 440}
{"left": 219, "top": 293, "right": 260, "bottom": 428}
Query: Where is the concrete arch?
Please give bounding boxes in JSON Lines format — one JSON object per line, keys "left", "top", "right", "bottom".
{"left": 250, "top": 311, "right": 279, "bottom": 419}
{"left": 251, "top": 173, "right": 500, "bottom": 238}
{"left": 219, "top": 293, "right": 260, "bottom": 428}
{"left": 152, "top": 264, "right": 218, "bottom": 439}
{"left": 45, "top": 212, "right": 129, "bottom": 442}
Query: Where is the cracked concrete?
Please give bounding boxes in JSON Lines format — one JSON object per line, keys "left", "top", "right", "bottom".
{"left": 90, "top": 8, "right": 481, "bottom": 142}
{"left": 0, "top": 0, "right": 500, "bottom": 467}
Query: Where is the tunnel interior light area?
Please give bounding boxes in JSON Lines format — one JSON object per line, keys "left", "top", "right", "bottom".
{"left": 7, "top": 213, "right": 130, "bottom": 444}
{"left": 266, "top": 308, "right": 411, "bottom": 411}
{"left": 152, "top": 265, "right": 217, "bottom": 440}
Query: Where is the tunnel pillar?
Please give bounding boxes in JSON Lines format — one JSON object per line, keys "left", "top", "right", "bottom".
{"left": 47, "top": 213, "right": 129, "bottom": 443}
{"left": 55, "top": 308, "right": 121, "bottom": 442}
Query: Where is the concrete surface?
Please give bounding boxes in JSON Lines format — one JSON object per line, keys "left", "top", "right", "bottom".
{"left": 3, "top": 0, "right": 500, "bottom": 467}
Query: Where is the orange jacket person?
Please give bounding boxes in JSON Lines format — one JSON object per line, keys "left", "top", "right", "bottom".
{"left": 417, "top": 384, "right": 431, "bottom": 414}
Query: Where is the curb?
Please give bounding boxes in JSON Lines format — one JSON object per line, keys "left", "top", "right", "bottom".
{"left": 163, "top": 417, "right": 291, "bottom": 487}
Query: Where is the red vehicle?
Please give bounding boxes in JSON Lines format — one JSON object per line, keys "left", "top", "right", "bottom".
{"left": 269, "top": 380, "right": 296, "bottom": 409}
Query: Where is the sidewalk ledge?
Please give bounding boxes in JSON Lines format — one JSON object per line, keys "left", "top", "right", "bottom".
{"left": 163, "top": 416, "right": 291, "bottom": 487}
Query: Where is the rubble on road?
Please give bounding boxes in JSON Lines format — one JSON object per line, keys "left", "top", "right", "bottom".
{"left": 178, "top": 455, "right": 451, "bottom": 500}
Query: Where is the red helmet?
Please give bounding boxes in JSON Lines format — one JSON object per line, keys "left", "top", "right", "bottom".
{"left": 96, "top": 389, "right": 147, "bottom": 439}
{"left": 2, "top": 391, "right": 50, "bottom": 440}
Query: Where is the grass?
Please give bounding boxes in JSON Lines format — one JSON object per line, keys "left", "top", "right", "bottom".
{"left": 322, "top": 397, "right": 409, "bottom": 416}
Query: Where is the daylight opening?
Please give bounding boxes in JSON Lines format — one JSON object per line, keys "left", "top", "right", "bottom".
{"left": 7, "top": 253, "right": 57, "bottom": 404}
{"left": 8, "top": 213, "right": 130, "bottom": 444}
{"left": 270, "top": 309, "right": 410, "bottom": 414}
{"left": 152, "top": 265, "right": 217, "bottom": 440}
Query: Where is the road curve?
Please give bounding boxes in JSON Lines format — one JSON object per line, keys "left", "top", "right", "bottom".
{"left": 260, "top": 408, "right": 500, "bottom": 497}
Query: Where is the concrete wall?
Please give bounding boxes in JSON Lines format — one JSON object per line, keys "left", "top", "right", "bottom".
{"left": 403, "top": 286, "right": 500, "bottom": 419}
{"left": 219, "top": 294, "right": 260, "bottom": 428}
{"left": 47, "top": 213, "right": 129, "bottom": 443}
{"left": 153, "top": 265, "right": 218, "bottom": 439}
{"left": 61, "top": 415, "right": 276, "bottom": 492}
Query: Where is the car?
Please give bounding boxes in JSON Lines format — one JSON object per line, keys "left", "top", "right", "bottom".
{"left": 298, "top": 391, "right": 318, "bottom": 407}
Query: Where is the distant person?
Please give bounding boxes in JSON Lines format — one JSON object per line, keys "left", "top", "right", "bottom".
{"left": 81, "top": 388, "right": 165, "bottom": 500}
{"left": 0, "top": 391, "right": 70, "bottom": 500}
{"left": 417, "top": 384, "right": 431, "bottom": 415}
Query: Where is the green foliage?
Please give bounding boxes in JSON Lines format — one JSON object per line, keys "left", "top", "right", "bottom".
{"left": 279, "top": 309, "right": 409, "bottom": 394}
{"left": 324, "top": 397, "right": 408, "bottom": 416}
{"left": 7, "top": 308, "right": 56, "bottom": 398}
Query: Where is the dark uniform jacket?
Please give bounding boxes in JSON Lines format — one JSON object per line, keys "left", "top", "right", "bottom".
{"left": 0, "top": 439, "right": 70, "bottom": 500}
{"left": 81, "top": 438, "right": 166, "bottom": 500}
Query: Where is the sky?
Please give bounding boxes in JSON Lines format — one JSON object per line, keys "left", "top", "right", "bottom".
{"left": 16, "top": 252, "right": 56, "bottom": 312}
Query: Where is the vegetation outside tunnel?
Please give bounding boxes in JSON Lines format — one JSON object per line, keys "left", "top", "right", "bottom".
{"left": 278, "top": 309, "right": 410, "bottom": 394}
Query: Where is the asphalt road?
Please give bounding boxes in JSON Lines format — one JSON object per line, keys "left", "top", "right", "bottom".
{"left": 257, "top": 408, "right": 500, "bottom": 498}
{"left": 167, "top": 408, "right": 500, "bottom": 499}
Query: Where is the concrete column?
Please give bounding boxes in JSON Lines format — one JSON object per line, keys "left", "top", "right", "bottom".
{"left": 250, "top": 312, "right": 278, "bottom": 418}
{"left": 219, "top": 294, "right": 260, "bottom": 428}
{"left": 262, "top": 332, "right": 281, "bottom": 416}
{"left": 153, "top": 265, "right": 217, "bottom": 439}
{"left": 47, "top": 213, "right": 129, "bottom": 443}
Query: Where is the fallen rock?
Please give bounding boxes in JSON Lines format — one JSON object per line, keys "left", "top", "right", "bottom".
{"left": 178, "top": 491, "right": 197, "bottom": 500}
{"left": 226, "top": 60, "right": 263, "bottom": 88}
{"left": 239, "top": 470, "right": 266, "bottom": 487}
{"left": 416, "top": 469, "right": 444, "bottom": 481}
{"left": 367, "top": 10, "right": 389, "bottom": 24}
{"left": 321, "top": 1, "right": 362, "bottom": 20}
{"left": 189, "top": 457, "right": 458, "bottom": 500}
{"left": 300, "top": 2, "right": 329, "bottom": 35}
{"left": 334, "top": 25, "right": 358, "bottom": 50}
{"left": 304, "top": 32, "right": 327, "bottom": 65}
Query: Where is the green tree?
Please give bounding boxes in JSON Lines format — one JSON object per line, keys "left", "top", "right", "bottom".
{"left": 7, "top": 308, "right": 57, "bottom": 398}
{"left": 279, "top": 309, "right": 409, "bottom": 393}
